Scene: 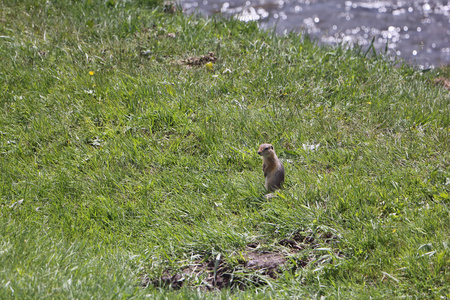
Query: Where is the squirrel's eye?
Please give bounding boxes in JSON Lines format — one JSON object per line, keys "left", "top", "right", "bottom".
{"left": 264, "top": 147, "right": 269, "bottom": 150}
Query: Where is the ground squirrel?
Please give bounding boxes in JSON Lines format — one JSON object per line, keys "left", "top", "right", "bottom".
{"left": 257, "top": 144, "right": 285, "bottom": 192}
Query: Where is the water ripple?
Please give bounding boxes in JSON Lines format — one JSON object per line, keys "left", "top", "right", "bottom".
{"left": 181, "top": 0, "right": 450, "bottom": 68}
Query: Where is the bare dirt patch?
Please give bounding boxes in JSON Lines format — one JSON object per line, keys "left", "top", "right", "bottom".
{"left": 141, "top": 231, "right": 340, "bottom": 291}
{"left": 141, "top": 259, "right": 232, "bottom": 290}
{"left": 182, "top": 52, "right": 217, "bottom": 66}
{"left": 141, "top": 248, "right": 289, "bottom": 291}
{"left": 434, "top": 77, "right": 450, "bottom": 91}
{"left": 244, "top": 252, "right": 286, "bottom": 270}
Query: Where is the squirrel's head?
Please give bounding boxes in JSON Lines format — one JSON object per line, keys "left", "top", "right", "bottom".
{"left": 257, "top": 144, "right": 274, "bottom": 157}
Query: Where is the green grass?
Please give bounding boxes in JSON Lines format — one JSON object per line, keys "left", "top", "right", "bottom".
{"left": 1, "top": 0, "right": 449, "bottom": 298}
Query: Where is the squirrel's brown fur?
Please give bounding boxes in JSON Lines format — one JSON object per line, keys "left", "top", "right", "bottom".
{"left": 257, "top": 144, "right": 285, "bottom": 192}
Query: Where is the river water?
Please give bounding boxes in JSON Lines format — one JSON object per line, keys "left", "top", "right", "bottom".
{"left": 180, "top": 0, "right": 450, "bottom": 68}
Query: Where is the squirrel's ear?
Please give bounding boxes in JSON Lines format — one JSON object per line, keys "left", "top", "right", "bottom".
{"left": 271, "top": 145, "right": 274, "bottom": 149}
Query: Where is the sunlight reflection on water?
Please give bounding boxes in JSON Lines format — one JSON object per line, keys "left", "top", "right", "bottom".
{"left": 180, "top": 0, "right": 450, "bottom": 68}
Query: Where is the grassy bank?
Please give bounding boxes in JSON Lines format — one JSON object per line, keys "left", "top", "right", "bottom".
{"left": 1, "top": 0, "right": 449, "bottom": 298}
